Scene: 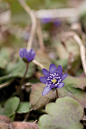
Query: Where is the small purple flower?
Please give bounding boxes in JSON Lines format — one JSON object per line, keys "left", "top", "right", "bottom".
{"left": 41, "top": 18, "right": 51, "bottom": 24}
{"left": 41, "top": 18, "right": 61, "bottom": 27}
{"left": 40, "top": 64, "right": 67, "bottom": 96}
{"left": 53, "top": 19, "right": 61, "bottom": 27}
{"left": 19, "top": 48, "right": 35, "bottom": 63}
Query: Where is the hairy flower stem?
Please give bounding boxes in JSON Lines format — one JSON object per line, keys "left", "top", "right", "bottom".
{"left": 21, "top": 63, "right": 29, "bottom": 84}
{"left": 19, "top": 63, "right": 29, "bottom": 101}
{"left": 56, "top": 88, "right": 58, "bottom": 98}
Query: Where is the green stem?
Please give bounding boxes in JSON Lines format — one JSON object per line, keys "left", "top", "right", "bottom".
{"left": 19, "top": 63, "right": 29, "bottom": 101}
{"left": 20, "top": 63, "right": 29, "bottom": 85}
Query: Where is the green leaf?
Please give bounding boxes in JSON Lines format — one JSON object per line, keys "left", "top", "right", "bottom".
{"left": 0, "top": 59, "right": 35, "bottom": 83}
{"left": 30, "top": 83, "right": 56, "bottom": 110}
{"left": 6, "top": 59, "right": 35, "bottom": 78}
{"left": 0, "top": 105, "right": 4, "bottom": 115}
{"left": 9, "top": 114, "right": 15, "bottom": 121}
{"left": 54, "top": 59, "right": 68, "bottom": 69}
{"left": 3, "top": 97, "right": 20, "bottom": 117}
{"left": 16, "top": 102, "right": 31, "bottom": 114}
{"left": 0, "top": 75, "right": 13, "bottom": 82}
{"left": 59, "top": 83, "right": 86, "bottom": 108}
{"left": 0, "top": 48, "right": 11, "bottom": 69}
{"left": 63, "top": 75, "right": 86, "bottom": 90}
{"left": 39, "top": 97, "right": 83, "bottom": 129}
{"left": 30, "top": 80, "right": 86, "bottom": 110}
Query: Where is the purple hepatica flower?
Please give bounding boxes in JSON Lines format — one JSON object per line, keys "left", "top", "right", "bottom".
{"left": 40, "top": 64, "right": 67, "bottom": 96}
{"left": 53, "top": 19, "right": 61, "bottom": 27}
{"left": 19, "top": 48, "right": 35, "bottom": 63}
{"left": 41, "top": 18, "right": 51, "bottom": 24}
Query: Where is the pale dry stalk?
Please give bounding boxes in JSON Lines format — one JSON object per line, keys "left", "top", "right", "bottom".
{"left": 62, "top": 32, "right": 86, "bottom": 75}
{"left": 18, "top": 0, "right": 36, "bottom": 50}
{"left": 32, "top": 60, "right": 45, "bottom": 69}
{"left": 36, "top": 18, "right": 45, "bottom": 51}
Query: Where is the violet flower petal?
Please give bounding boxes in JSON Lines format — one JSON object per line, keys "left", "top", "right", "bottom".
{"left": 53, "top": 19, "right": 61, "bottom": 27}
{"left": 41, "top": 18, "right": 51, "bottom": 24}
{"left": 42, "top": 86, "right": 51, "bottom": 96}
{"left": 40, "top": 77, "right": 47, "bottom": 84}
{"left": 19, "top": 48, "right": 35, "bottom": 63}
{"left": 42, "top": 68, "right": 50, "bottom": 77}
{"left": 19, "top": 48, "right": 24, "bottom": 58}
{"left": 58, "top": 65, "right": 62, "bottom": 77}
{"left": 29, "top": 49, "right": 35, "bottom": 61}
{"left": 50, "top": 84, "right": 55, "bottom": 89}
{"left": 49, "top": 64, "right": 57, "bottom": 74}
{"left": 26, "top": 49, "right": 31, "bottom": 62}
{"left": 23, "top": 48, "right": 27, "bottom": 57}
{"left": 61, "top": 73, "right": 68, "bottom": 81}
{"left": 57, "top": 82, "right": 65, "bottom": 88}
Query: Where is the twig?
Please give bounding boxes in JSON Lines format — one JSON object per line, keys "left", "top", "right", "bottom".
{"left": 67, "top": 52, "right": 74, "bottom": 70}
{"left": 35, "top": 8, "right": 78, "bottom": 19}
{"left": 36, "top": 18, "right": 45, "bottom": 51}
{"left": 33, "top": 120, "right": 38, "bottom": 123}
{"left": 18, "top": 0, "right": 36, "bottom": 50}
{"left": 73, "top": 34, "right": 86, "bottom": 75}
{"left": 24, "top": 108, "right": 33, "bottom": 121}
{"left": 0, "top": 80, "right": 13, "bottom": 89}
{"left": 62, "top": 32, "right": 86, "bottom": 75}
{"left": 61, "top": 36, "right": 74, "bottom": 72}
{"left": 0, "top": 8, "right": 78, "bottom": 25}
{"left": 32, "top": 60, "right": 45, "bottom": 69}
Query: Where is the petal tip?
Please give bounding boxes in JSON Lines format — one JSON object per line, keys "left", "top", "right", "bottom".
{"left": 42, "top": 86, "right": 51, "bottom": 96}
{"left": 42, "top": 68, "right": 49, "bottom": 77}
{"left": 49, "top": 64, "right": 57, "bottom": 74}
{"left": 39, "top": 77, "right": 47, "bottom": 84}
{"left": 58, "top": 82, "right": 65, "bottom": 88}
{"left": 61, "top": 73, "right": 68, "bottom": 81}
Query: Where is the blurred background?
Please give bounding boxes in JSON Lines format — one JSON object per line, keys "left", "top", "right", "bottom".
{"left": 0, "top": 0, "right": 86, "bottom": 125}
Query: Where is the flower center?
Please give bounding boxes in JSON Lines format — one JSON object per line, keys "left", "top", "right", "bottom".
{"left": 52, "top": 78, "right": 57, "bottom": 84}
{"left": 46, "top": 73, "right": 61, "bottom": 88}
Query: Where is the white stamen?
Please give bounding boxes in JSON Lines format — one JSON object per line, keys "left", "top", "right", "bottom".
{"left": 59, "top": 79, "right": 61, "bottom": 82}
{"left": 55, "top": 77, "right": 59, "bottom": 79}
{"left": 47, "top": 78, "right": 50, "bottom": 80}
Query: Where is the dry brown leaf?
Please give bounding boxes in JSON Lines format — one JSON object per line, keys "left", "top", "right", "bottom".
{"left": 0, "top": 115, "right": 11, "bottom": 123}
{"left": 0, "top": 123, "right": 10, "bottom": 129}
{"left": 10, "top": 122, "right": 38, "bottom": 129}
{"left": 64, "top": 75, "right": 86, "bottom": 90}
